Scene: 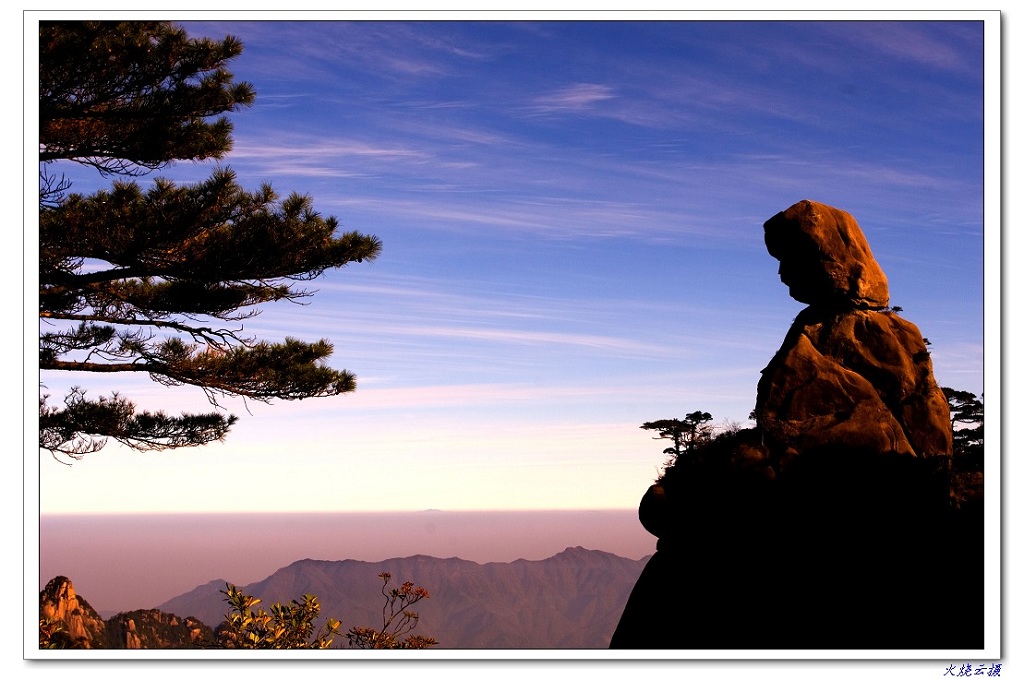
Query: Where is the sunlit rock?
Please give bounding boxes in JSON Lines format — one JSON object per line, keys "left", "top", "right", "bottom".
{"left": 764, "top": 199, "right": 890, "bottom": 309}
{"left": 756, "top": 307, "right": 952, "bottom": 465}
{"left": 39, "top": 576, "right": 106, "bottom": 648}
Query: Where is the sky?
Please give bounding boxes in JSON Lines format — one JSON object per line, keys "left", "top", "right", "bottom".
{"left": 31, "top": 16, "right": 993, "bottom": 517}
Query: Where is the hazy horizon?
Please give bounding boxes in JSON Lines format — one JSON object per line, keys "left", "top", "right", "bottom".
{"left": 39, "top": 509, "right": 655, "bottom": 614}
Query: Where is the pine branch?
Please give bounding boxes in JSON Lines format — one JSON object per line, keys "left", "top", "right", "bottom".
{"left": 42, "top": 338, "right": 358, "bottom": 402}
{"left": 40, "top": 388, "right": 236, "bottom": 460}
{"left": 39, "top": 170, "right": 382, "bottom": 293}
{"left": 40, "top": 21, "right": 255, "bottom": 175}
{"left": 42, "top": 315, "right": 246, "bottom": 350}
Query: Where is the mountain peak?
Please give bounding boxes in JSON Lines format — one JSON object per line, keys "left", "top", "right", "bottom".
{"left": 156, "top": 550, "right": 650, "bottom": 648}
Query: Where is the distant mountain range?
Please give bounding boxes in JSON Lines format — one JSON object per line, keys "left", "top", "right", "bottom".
{"left": 156, "top": 547, "right": 648, "bottom": 649}
{"left": 44, "top": 547, "right": 649, "bottom": 649}
{"left": 37, "top": 548, "right": 647, "bottom": 647}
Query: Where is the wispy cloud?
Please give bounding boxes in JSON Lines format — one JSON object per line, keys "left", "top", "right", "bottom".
{"left": 337, "top": 382, "right": 627, "bottom": 409}
{"left": 832, "top": 22, "right": 983, "bottom": 75}
{"left": 231, "top": 139, "right": 430, "bottom": 162}
{"left": 530, "top": 83, "right": 616, "bottom": 113}
{"left": 351, "top": 322, "right": 677, "bottom": 357}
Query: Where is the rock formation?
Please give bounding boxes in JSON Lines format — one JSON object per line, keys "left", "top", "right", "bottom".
{"left": 39, "top": 576, "right": 214, "bottom": 649}
{"left": 764, "top": 199, "right": 890, "bottom": 309}
{"left": 39, "top": 576, "right": 107, "bottom": 649}
{"left": 610, "top": 200, "right": 982, "bottom": 650}
{"left": 757, "top": 200, "right": 952, "bottom": 468}
{"left": 105, "top": 608, "right": 213, "bottom": 649}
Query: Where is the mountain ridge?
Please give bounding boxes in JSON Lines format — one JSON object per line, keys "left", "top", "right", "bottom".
{"left": 41, "top": 547, "right": 651, "bottom": 649}
{"left": 159, "top": 546, "right": 649, "bottom": 648}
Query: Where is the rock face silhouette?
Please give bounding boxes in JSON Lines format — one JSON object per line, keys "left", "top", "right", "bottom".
{"left": 610, "top": 200, "right": 982, "bottom": 650}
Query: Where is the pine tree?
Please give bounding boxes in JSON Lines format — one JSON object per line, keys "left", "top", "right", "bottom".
{"left": 38, "top": 22, "right": 382, "bottom": 460}
{"left": 942, "top": 387, "right": 984, "bottom": 470}
{"left": 640, "top": 411, "right": 714, "bottom": 459}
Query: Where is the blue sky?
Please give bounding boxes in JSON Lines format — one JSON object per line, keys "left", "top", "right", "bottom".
{"left": 35, "top": 17, "right": 992, "bottom": 514}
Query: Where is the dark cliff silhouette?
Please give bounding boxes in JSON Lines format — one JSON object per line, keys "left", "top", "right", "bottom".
{"left": 610, "top": 201, "right": 983, "bottom": 650}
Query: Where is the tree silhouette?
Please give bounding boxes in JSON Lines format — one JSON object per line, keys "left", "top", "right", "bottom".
{"left": 942, "top": 387, "right": 983, "bottom": 470}
{"left": 39, "top": 22, "right": 381, "bottom": 461}
{"left": 640, "top": 411, "right": 714, "bottom": 459}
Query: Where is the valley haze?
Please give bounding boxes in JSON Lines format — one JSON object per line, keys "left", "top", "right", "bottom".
{"left": 39, "top": 509, "right": 654, "bottom": 615}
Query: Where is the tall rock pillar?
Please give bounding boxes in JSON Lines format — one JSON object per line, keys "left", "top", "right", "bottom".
{"left": 610, "top": 200, "right": 979, "bottom": 651}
